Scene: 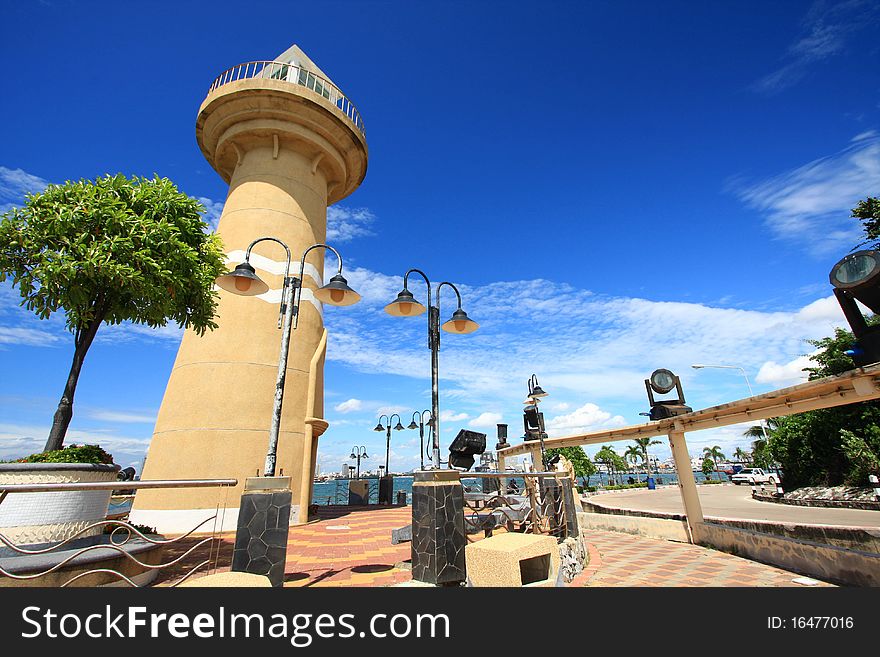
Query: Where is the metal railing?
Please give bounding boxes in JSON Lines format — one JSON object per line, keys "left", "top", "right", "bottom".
{"left": 461, "top": 471, "right": 576, "bottom": 541}
{"left": 207, "top": 61, "right": 366, "bottom": 135}
{"left": 0, "top": 478, "right": 236, "bottom": 587}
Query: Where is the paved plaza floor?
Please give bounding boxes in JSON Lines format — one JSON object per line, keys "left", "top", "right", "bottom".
{"left": 161, "top": 504, "right": 836, "bottom": 587}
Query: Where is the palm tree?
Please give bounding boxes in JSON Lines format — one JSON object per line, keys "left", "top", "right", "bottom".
{"left": 733, "top": 447, "right": 749, "bottom": 464}
{"left": 702, "top": 445, "right": 726, "bottom": 481}
{"left": 624, "top": 445, "right": 642, "bottom": 482}
{"left": 634, "top": 437, "right": 662, "bottom": 478}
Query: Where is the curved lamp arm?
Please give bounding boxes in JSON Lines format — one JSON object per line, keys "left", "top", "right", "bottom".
{"left": 244, "top": 237, "right": 292, "bottom": 329}
{"left": 291, "top": 243, "right": 346, "bottom": 329}
{"left": 403, "top": 268, "right": 433, "bottom": 350}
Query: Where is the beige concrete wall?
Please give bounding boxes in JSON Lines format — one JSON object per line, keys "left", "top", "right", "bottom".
{"left": 695, "top": 522, "right": 880, "bottom": 587}
{"left": 578, "top": 511, "right": 691, "bottom": 543}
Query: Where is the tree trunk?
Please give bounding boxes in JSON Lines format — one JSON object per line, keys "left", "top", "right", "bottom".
{"left": 44, "top": 313, "right": 103, "bottom": 452}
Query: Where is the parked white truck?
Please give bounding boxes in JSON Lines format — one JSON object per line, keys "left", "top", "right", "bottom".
{"left": 731, "top": 467, "right": 778, "bottom": 485}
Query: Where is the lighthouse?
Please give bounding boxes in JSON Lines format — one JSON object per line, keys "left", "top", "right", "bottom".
{"left": 131, "top": 45, "right": 368, "bottom": 531}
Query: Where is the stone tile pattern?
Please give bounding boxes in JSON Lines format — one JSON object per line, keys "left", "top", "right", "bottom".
{"left": 411, "top": 481, "right": 466, "bottom": 585}
{"left": 163, "top": 507, "right": 837, "bottom": 588}
{"left": 571, "top": 529, "right": 836, "bottom": 587}
{"left": 231, "top": 489, "right": 291, "bottom": 587}
{"left": 284, "top": 506, "right": 412, "bottom": 587}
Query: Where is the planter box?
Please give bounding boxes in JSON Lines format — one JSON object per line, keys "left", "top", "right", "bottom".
{"left": 0, "top": 463, "right": 120, "bottom": 546}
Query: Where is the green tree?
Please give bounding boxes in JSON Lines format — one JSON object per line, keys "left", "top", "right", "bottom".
{"left": 0, "top": 174, "right": 226, "bottom": 452}
{"left": 733, "top": 447, "right": 749, "bottom": 464}
{"left": 595, "top": 445, "right": 628, "bottom": 486}
{"left": 702, "top": 446, "right": 726, "bottom": 480}
{"left": 544, "top": 446, "right": 596, "bottom": 486}
{"left": 852, "top": 196, "right": 880, "bottom": 249}
{"left": 701, "top": 457, "right": 715, "bottom": 480}
{"left": 633, "top": 437, "right": 661, "bottom": 476}
{"left": 624, "top": 445, "right": 642, "bottom": 481}
{"left": 768, "top": 321, "right": 880, "bottom": 488}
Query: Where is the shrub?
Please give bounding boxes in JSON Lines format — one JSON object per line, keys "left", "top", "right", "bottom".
{"left": 20, "top": 444, "right": 113, "bottom": 465}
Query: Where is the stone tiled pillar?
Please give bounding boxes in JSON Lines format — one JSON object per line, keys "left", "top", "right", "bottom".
{"left": 411, "top": 470, "right": 466, "bottom": 586}
{"left": 378, "top": 475, "right": 394, "bottom": 505}
{"left": 231, "top": 476, "right": 291, "bottom": 587}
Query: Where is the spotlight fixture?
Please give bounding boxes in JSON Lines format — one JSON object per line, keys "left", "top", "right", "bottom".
{"left": 829, "top": 249, "right": 880, "bottom": 367}
{"left": 644, "top": 368, "right": 692, "bottom": 420}
{"left": 495, "top": 423, "right": 509, "bottom": 451}
{"left": 448, "top": 429, "right": 486, "bottom": 471}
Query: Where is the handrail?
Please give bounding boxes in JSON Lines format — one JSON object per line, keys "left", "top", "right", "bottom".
{"left": 0, "top": 478, "right": 237, "bottom": 494}
{"left": 206, "top": 60, "right": 365, "bottom": 136}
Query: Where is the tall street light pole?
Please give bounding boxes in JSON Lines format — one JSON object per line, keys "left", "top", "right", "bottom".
{"left": 217, "top": 239, "right": 361, "bottom": 476}
{"left": 384, "top": 270, "right": 479, "bottom": 469}
{"left": 407, "top": 410, "right": 433, "bottom": 471}
{"left": 374, "top": 414, "right": 404, "bottom": 475}
{"left": 349, "top": 445, "right": 368, "bottom": 480}
{"left": 216, "top": 238, "right": 360, "bottom": 586}
{"left": 691, "top": 363, "right": 769, "bottom": 441}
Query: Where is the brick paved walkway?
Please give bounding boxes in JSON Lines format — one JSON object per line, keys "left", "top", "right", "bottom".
{"left": 571, "top": 529, "right": 835, "bottom": 587}
{"left": 284, "top": 505, "right": 412, "bottom": 587}
{"left": 162, "top": 505, "right": 836, "bottom": 587}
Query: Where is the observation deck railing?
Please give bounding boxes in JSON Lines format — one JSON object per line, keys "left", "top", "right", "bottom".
{"left": 207, "top": 61, "right": 365, "bottom": 136}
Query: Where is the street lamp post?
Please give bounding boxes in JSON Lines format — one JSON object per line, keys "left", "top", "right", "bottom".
{"left": 216, "top": 238, "right": 360, "bottom": 587}
{"left": 217, "top": 239, "right": 361, "bottom": 476}
{"left": 407, "top": 410, "right": 434, "bottom": 471}
{"left": 691, "top": 364, "right": 769, "bottom": 441}
{"left": 384, "top": 270, "right": 479, "bottom": 469}
{"left": 523, "top": 374, "right": 549, "bottom": 470}
{"left": 374, "top": 414, "right": 404, "bottom": 504}
{"left": 349, "top": 445, "right": 368, "bottom": 480}
{"left": 374, "top": 414, "right": 405, "bottom": 474}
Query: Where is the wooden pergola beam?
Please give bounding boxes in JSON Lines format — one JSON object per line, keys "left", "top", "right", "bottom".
{"left": 499, "top": 363, "right": 880, "bottom": 458}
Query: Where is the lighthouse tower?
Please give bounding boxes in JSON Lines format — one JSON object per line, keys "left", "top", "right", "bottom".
{"left": 131, "top": 45, "right": 368, "bottom": 530}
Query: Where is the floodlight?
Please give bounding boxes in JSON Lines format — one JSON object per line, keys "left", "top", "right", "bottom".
{"left": 829, "top": 249, "right": 880, "bottom": 367}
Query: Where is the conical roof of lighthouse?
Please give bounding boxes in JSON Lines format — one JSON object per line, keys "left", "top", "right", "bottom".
{"left": 274, "top": 44, "right": 338, "bottom": 87}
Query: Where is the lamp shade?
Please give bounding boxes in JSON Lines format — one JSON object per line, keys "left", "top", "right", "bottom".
{"left": 530, "top": 383, "right": 548, "bottom": 398}
{"left": 441, "top": 308, "right": 479, "bottom": 334}
{"left": 394, "top": 421, "right": 405, "bottom": 431}
{"left": 373, "top": 422, "right": 385, "bottom": 432}
{"left": 215, "top": 262, "right": 269, "bottom": 296}
{"left": 407, "top": 420, "right": 419, "bottom": 430}
{"left": 314, "top": 273, "right": 361, "bottom": 306}
{"left": 384, "top": 288, "right": 427, "bottom": 317}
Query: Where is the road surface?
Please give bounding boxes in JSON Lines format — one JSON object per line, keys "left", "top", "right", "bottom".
{"left": 586, "top": 484, "right": 880, "bottom": 528}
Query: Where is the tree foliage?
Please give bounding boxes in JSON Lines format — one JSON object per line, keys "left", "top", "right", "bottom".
{"left": 852, "top": 196, "right": 880, "bottom": 250}
{"left": 0, "top": 174, "right": 227, "bottom": 451}
{"left": 544, "top": 446, "right": 596, "bottom": 479}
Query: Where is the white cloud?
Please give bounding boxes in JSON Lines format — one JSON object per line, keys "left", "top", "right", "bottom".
{"left": 550, "top": 402, "right": 570, "bottom": 412}
{"left": 439, "top": 409, "right": 469, "bottom": 422}
{"left": 755, "top": 353, "right": 817, "bottom": 386}
{"left": 734, "top": 132, "right": 880, "bottom": 253}
{"left": 544, "top": 402, "right": 627, "bottom": 436}
{"left": 197, "top": 196, "right": 225, "bottom": 231}
{"left": 469, "top": 412, "right": 503, "bottom": 428}
{"left": 0, "top": 166, "right": 50, "bottom": 213}
{"left": 326, "top": 206, "right": 375, "bottom": 242}
{"left": 85, "top": 409, "right": 157, "bottom": 424}
{"left": 752, "top": 1, "right": 877, "bottom": 94}
{"left": 0, "top": 422, "right": 152, "bottom": 467}
{"left": 0, "top": 326, "right": 61, "bottom": 347}
{"left": 334, "top": 398, "right": 363, "bottom": 413}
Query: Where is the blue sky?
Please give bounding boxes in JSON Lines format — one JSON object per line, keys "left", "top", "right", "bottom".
{"left": 1, "top": 0, "right": 879, "bottom": 474}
